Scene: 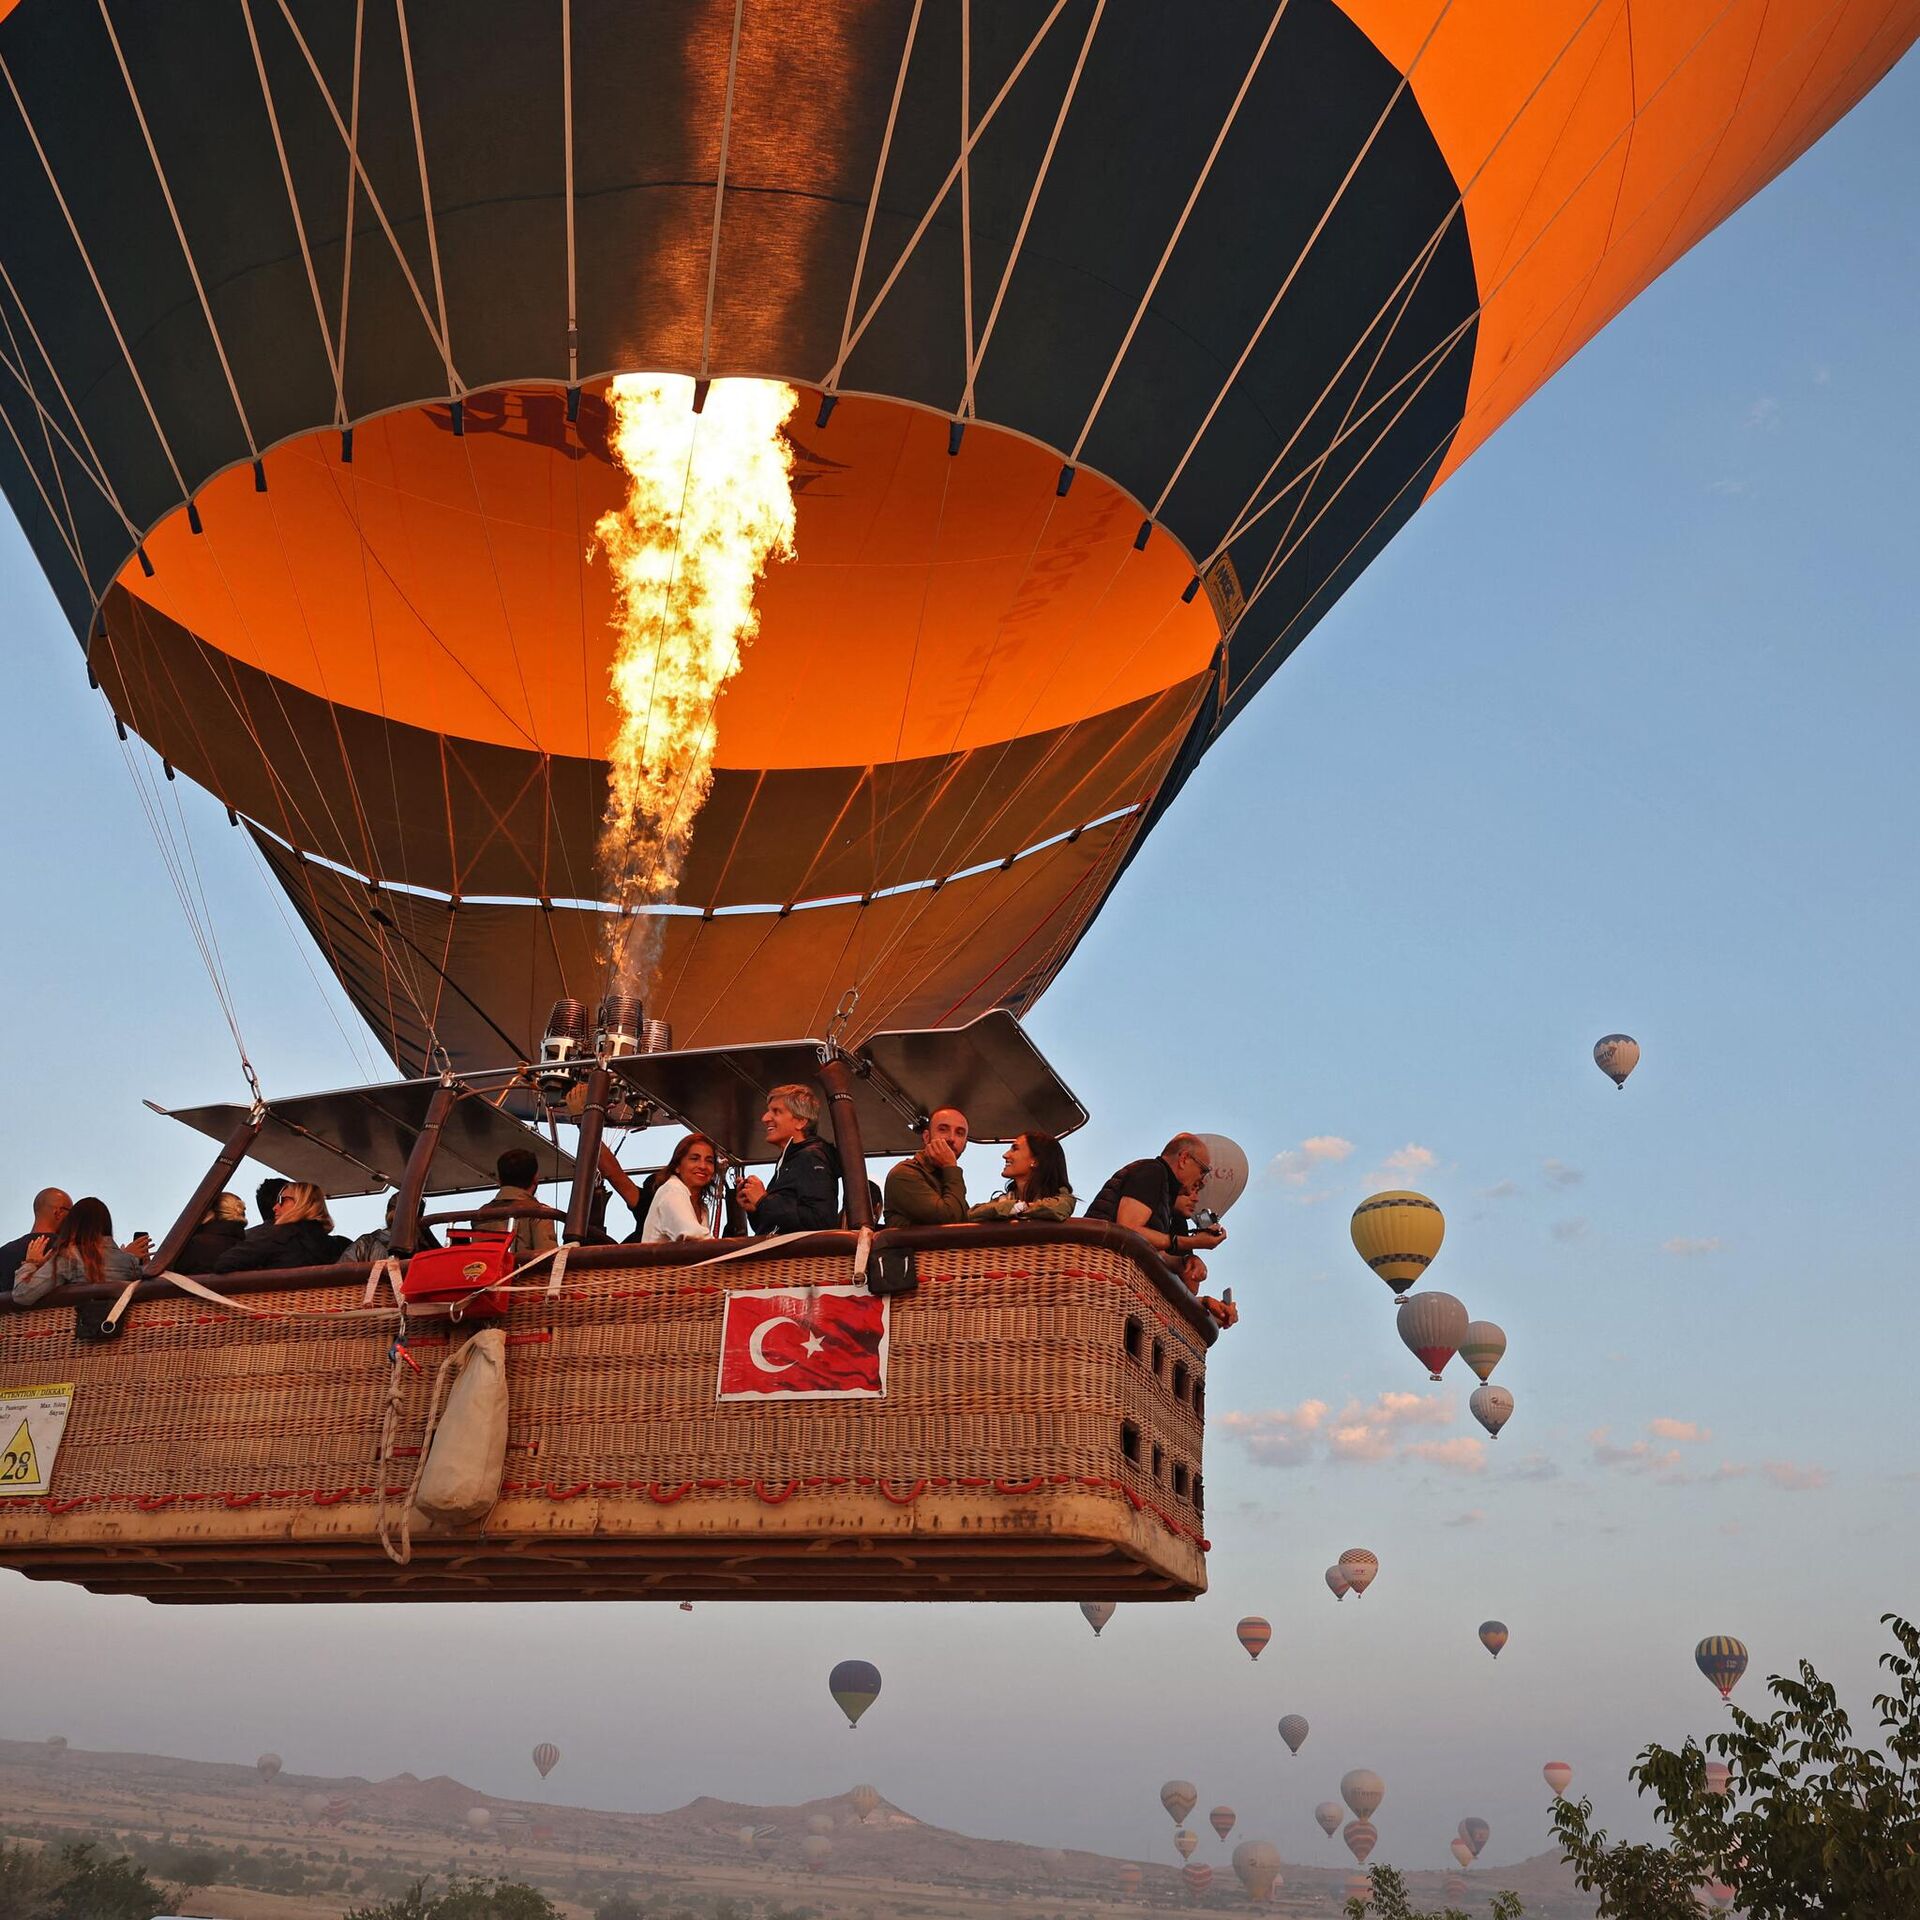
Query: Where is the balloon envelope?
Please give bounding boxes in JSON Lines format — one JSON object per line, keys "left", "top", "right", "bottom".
{"left": 1340, "top": 1769, "right": 1384, "bottom": 1820}
{"left": 1459, "top": 1818, "right": 1490, "bottom": 1857}
{"left": 1230, "top": 1840, "right": 1282, "bottom": 1902}
{"left": 829, "top": 1658, "right": 883, "bottom": 1727}
{"left": 1193, "top": 1136, "right": 1250, "bottom": 1217}
{"left": 1277, "top": 1714, "right": 1309, "bottom": 1754}
{"left": 1342, "top": 1820, "right": 1377, "bottom": 1865}
{"left": 850, "top": 1784, "right": 880, "bottom": 1822}
{"left": 1325, "top": 1564, "right": 1351, "bottom": 1601}
{"left": 1209, "top": 1806, "right": 1236, "bottom": 1841}
{"left": 1451, "top": 1839, "right": 1475, "bottom": 1869}
{"left": 1594, "top": 1036, "right": 1641, "bottom": 1088}
{"left": 1703, "top": 1762, "right": 1733, "bottom": 1798}
{"left": 1235, "top": 1615, "right": 1272, "bottom": 1661}
{"left": 532, "top": 1743, "right": 560, "bottom": 1779}
{"left": 1174, "top": 1828, "right": 1199, "bottom": 1861}
{"left": 1479, "top": 1621, "right": 1509, "bottom": 1659}
{"left": 1459, "top": 1320, "right": 1507, "bottom": 1382}
{"left": 1695, "top": 1637, "right": 1750, "bottom": 1700}
{"left": 1396, "top": 1288, "right": 1468, "bottom": 1379}
{"left": 1181, "top": 1863, "right": 1213, "bottom": 1897}
{"left": 1118, "top": 1865, "right": 1142, "bottom": 1893}
{"left": 1314, "top": 1802, "right": 1344, "bottom": 1838}
{"left": 1351, "top": 1192, "right": 1445, "bottom": 1297}
{"left": 1338, "top": 1548, "right": 1379, "bottom": 1596}
{"left": 802, "top": 1835, "right": 832, "bottom": 1868}
{"left": 1470, "top": 1383, "right": 1515, "bottom": 1438}
{"left": 1161, "top": 1781, "right": 1198, "bottom": 1825}
{"left": 808, "top": 1813, "right": 835, "bottom": 1836}
{"left": 1543, "top": 1762, "right": 1574, "bottom": 1798}
{"left": 466, "top": 1808, "right": 492, "bottom": 1831}
{"left": 255, "top": 1753, "right": 281, "bottom": 1783}
{"left": 1080, "top": 1600, "right": 1117, "bottom": 1637}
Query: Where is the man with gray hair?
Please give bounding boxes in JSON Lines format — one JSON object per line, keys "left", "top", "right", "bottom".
{"left": 1086, "top": 1135, "right": 1234, "bottom": 1322}
{"left": 740, "top": 1082, "right": 841, "bottom": 1235}
{"left": 0, "top": 1186, "right": 70, "bottom": 1287}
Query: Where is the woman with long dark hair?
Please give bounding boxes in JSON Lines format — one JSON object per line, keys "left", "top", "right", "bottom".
{"left": 12, "top": 1196, "right": 146, "bottom": 1306}
{"left": 967, "top": 1132, "right": 1075, "bottom": 1223}
{"left": 638, "top": 1134, "right": 720, "bottom": 1242}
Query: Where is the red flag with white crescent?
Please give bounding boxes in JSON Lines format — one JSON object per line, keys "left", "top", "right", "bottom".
{"left": 716, "top": 1285, "right": 889, "bottom": 1400}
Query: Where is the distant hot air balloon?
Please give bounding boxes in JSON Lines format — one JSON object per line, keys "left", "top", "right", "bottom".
{"left": 45, "top": 1736, "right": 66, "bottom": 1759}
{"left": 1702, "top": 1762, "right": 1732, "bottom": 1798}
{"left": 1397, "top": 1290, "right": 1469, "bottom": 1380}
{"left": 1460, "top": 1321, "right": 1507, "bottom": 1383}
{"left": 753, "top": 1827, "right": 780, "bottom": 1857}
{"left": 1182, "top": 1863, "right": 1213, "bottom": 1899}
{"left": 301, "top": 1792, "right": 327, "bottom": 1822}
{"left": 1342, "top": 1821, "right": 1377, "bottom": 1866}
{"left": 738, "top": 1826, "right": 758, "bottom": 1852}
{"left": 1040, "top": 1849, "right": 1068, "bottom": 1879}
{"left": 1230, "top": 1840, "right": 1282, "bottom": 1903}
{"left": 1700, "top": 1883, "right": 1734, "bottom": 1910}
{"left": 1161, "top": 1781, "right": 1199, "bottom": 1826}
{"left": 1340, "top": 1770, "right": 1384, "bottom": 1820}
{"left": 1479, "top": 1621, "right": 1509, "bottom": 1659}
{"left": 532, "top": 1743, "right": 560, "bottom": 1780}
{"left": 1345, "top": 1877, "right": 1372, "bottom": 1905}
{"left": 1276, "top": 1715, "right": 1309, "bottom": 1755}
{"left": 1445, "top": 1877, "right": 1469, "bottom": 1898}
{"left": 1209, "top": 1807, "right": 1236, "bottom": 1842}
{"left": 1325, "top": 1565, "right": 1351, "bottom": 1601}
{"left": 1338, "top": 1549, "right": 1379, "bottom": 1597}
{"left": 1118, "top": 1864, "right": 1142, "bottom": 1896}
{"left": 802, "top": 1834, "right": 832, "bottom": 1873}
{"left": 1175, "top": 1828, "right": 1200, "bottom": 1861}
{"left": 1459, "top": 1818, "right": 1490, "bottom": 1858}
{"left": 1194, "top": 1136, "right": 1251, "bottom": 1219}
{"left": 829, "top": 1659, "right": 883, "bottom": 1728}
{"left": 808, "top": 1813, "right": 835, "bottom": 1836}
{"left": 256, "top": 1753, "right": 281, "bottom": 1784}
{"left": 1236, "top": 1617, "right": 1272, "bottom": 1661}
{"left": 323, "top": 1797, "right": 352, "bottom": 1827}
{"left": 1594, "top": 1035, "right": 1640, "bottom": 1089}
{"left": 466, "top": 1808, "right": 493, "bottom": 1832}
{"left": 1450, "top": 1838, "right": 1475, "bottom": 1870}
{"left": 1543, "top": 1763, "right": 1574, "bottom": 1798}
{"left": 1695, "top": 1638, "right": 1749, "bottom": 1702}
{"left": 1470, "top": 1384, "right": 1515, "bottom": 1438}
{"left": 851, "top": 1785, "right": 880, "bottom": 1823}
{"left": 530, "top": 1824, "right": 555, "bottom": 1847}
{"left": 1350, "top": 1191, "right": 1445, "bottom": 1299}
{"left": 1081, "top": 1601, "right": 1117, "bottom": 1637}
{"left": 679, "top": 1601, "right": 694, "bottom": 1612}
{"left": 1314, "top": 1802, "right": 1343, "bottom": 1838}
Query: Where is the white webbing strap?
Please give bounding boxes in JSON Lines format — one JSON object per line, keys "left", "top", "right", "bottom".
{"left": 544, "top": 1243, "right": 571, "bottom": 1299}
{"left": 363, "top": 1254, "right": 403, "bottom": 1309}
{"left": 104, "top": 1267, "right": 272, "bottom": 1334}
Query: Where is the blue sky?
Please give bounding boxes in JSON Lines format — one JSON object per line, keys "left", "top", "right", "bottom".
{"left": 2, "top": 48, "right": 1918, "bottom": 1885}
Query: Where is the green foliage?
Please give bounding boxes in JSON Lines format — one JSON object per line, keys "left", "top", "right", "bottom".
{"left": 1340, "top": 1864, "right": 1523, "bottom": 1919}
{"left": 1553, "top": 1612, "right": 1920, "bottom": 1918}
{"left": 0, "top": 1844, "right": 59, "bottom": 1920}
{"left": 347, "top": 1880, "right": 560, "bottom": 1920}
{"left": 34, "top": 1843, "right": 175, "bottom": 1920}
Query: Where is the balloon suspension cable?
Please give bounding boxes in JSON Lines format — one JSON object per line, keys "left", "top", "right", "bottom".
{"left": 826, "top": 986, "right": 860, "bottom": 1049}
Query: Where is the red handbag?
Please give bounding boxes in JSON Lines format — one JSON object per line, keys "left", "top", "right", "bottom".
{"left": 401, "top": 1229, "right": 515, "bottom": 1320}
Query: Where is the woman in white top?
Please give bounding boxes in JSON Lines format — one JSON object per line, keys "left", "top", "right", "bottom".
{"left": 640, "top": 1134, "right": 720, "bottom": 1243}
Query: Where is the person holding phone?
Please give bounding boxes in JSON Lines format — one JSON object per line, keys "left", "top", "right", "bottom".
{"left": 12, "top": 1196, "right": 148, "bottom": 1307}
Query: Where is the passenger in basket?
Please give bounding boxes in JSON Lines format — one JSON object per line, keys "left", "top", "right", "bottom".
{"left": 0, "top": 1185, "right": 71, "bottom": 1284}
{"left": 638, "top": 1133, "right": 720, "bottom": 1243}
{"left": 335, "top": 1193, "right": 441, "bottom": 1264}
{"left": 173, "top": 1192, "right": 247, "bottom": 1274}
{"left": 214, "top": 1180, "right": 347, "bottom": 1272}
{"left": 483, "top": 1146, "right": 558, "bottom": 1261}
{"left": 882, "top": 1107, "right": 971, "bottom": 1226}
{"left": 1085, "top": 1134, "right": 1236, "bottom": 1327}
{"left": 739, "top": 1083, "right": 840, "bottom": 1236}
{"left": 12, "top": 1196, "right": 149, "bottom": 1307}
{"left": 967, "top": 1131, "right": 1076, "bottom": 1223}
{"left": 254, "top": 1176, "right": 286, "bottom": 1225}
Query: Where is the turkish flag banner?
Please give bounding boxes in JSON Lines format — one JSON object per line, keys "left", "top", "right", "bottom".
{"left": 716, "top": 1285, "right": 889, "bottom": 1401}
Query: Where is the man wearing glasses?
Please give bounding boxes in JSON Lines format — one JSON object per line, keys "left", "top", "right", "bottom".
{"left": 1085, "top": 1134, "right": 1232, "bottom": 1321}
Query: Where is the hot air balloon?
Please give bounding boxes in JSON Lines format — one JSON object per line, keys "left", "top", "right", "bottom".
{"left": 1543, "top": 1762, "right": 1574, "bottom": 1798}
{"left": 850, "top": 1785, "right": 880, "bottom": 1823}
{"left": 1450, "top": 1839, "right": 1475, "bottom": 1870}
{"left": 1478, "top": 1621, "right": 1509, "bottom": 1659}
{"left": 1460, "top": 1321, "right": 1507, "bottom": 1383}
{"left": 802, "top": 1834, "right": 832, "bottom": 1873}
{"left": 808, "top": 1813, "right": 835, "bottom": 1836}
{"left": 1594, "top": 1036, "right": 1641, "bottom": 1089}
{"left": 1458, "top": 1818, "right": 1489, "bottom": 1857}
{"left": 531, "top": 1743, "right": 560, "bottom": 1780}
{"left": 1040, "top": 1849, "right": 1068, "bottom": 1879}
{"left": 1118, "top": 1864, "right": 1143, "bottom": 1896}
{"left": 1081, "top": 1601, "right": 1117, "bottom": 1637}
{"left": 1470, "top": 1383, "right": 1515, "bottom": 1438}
{"left": 1345, "top": 1878, "right": 1372, "bottom": 1905}
{"left": 45, "top": 1737, "right": 66, "bottom": 1759}
{"left": 1175, "top": 1828, "right": 1200, "bottom": 1861}
{"left": 679, "top": 1600, "right": 695, "bottom": 1612}
{"left": 829, "top": 1659, "right": 882, "bottom": 1728}
{"left": 1325, "top": 1565, "right": 1352, "bottom": 1601}
{"left": 1351, "top": 1192, "right": 1445, "bottom": 1299}
{"left": 1340, "top": 1770, "right": 1384, "bottom": 1820}
{"left": 300, "top": 1792, "right": 328, "bottom": 1822}
{"left": 1230, "top": 1840, "right": 1282, "bottom": 1903}
{"left": 1209, "top": 1807, "right": 1236, "bottom": 1842}
{"left": 1314, "top": 1803, "right": 1344, "bottom": 1839}
{"left": 1703, "top": 1762, "right": 1733, "bottom": 1798}
{"left": 1695, "top": 1638, "right": 1749, "bottom": 1702}
{"left": 1397, "top": 1290, "right": 1468, "bottom": 1379}
{"left": 256, "top": 1753, "right": 282, "bottom": 1784}
{"left": 1276, "top": 1715, "right": 1309, "bottom": 1755}
{"left": 1235, "top": 1616, "right": 1272, "bottom": 1661}
{"left": 1338, "top": 1549, "right": 1379, "bottom": 1597}
{"left": 1182, "top": 1863, "right": 1214, "bottom": 1899}
{"left": 1162, "top": 1782, "right": 1199, "bottom": 1826}
{"left": 1342, "top": 1821, "right": 1377, "bottom": 1866}
{"left": 466, "top": 1808, "right": 493, "bottom": 1832}
{"left": 738, "top": 1826, "right": 758, "bottom": 1852}
{"left": 1445, "top": 1877, "right": 1469, "bottom": 1898}
{"left": 1700, "top": 1884, "right": 1734, "bottom": 1910}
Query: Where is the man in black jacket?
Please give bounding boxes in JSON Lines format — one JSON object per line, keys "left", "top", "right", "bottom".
{"left": 739, "top": 1082, "right": 841, "bottom": 1235}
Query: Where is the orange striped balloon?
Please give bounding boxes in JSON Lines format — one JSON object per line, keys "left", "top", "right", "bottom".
{"left": 1236, "top": 1616, "right": 1272, "bottom": 1661}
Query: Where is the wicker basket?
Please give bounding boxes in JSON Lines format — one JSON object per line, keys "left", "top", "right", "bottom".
{"left": 0, "top": 1225, "right": 1209, "bottom": 1603}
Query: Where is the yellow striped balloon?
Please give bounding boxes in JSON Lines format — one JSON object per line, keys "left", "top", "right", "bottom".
{"left": 1695, "top": 1637, "right": 1749, "bottom": 1701}
{"left": 1350, "top": 1192, "right": 1445, "bottom": 1298}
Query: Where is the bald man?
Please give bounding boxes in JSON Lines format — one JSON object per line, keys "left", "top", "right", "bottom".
{"left": 0, "top": 1187, "right": 70, "bottom": 1285}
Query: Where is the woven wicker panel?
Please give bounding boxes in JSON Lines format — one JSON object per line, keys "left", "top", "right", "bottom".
{"left": 0, "top": 1238, "right": 1205, "bottom": 1547}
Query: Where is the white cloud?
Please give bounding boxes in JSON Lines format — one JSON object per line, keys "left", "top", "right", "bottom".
{"left": 1216, "top": 1401, "right": 1327, "bottom": 1468}
{"left": 1552, "top": 1217, "right": 1591, "bottom": 1243}
{"left": 1404, "top": 1437, "right": 1487, "bottom": 1476}
{"left": 1264, "top": 1135, "right": 1355, "bottom": 1192}
{"left": 1711, "top": 1462, "right": 1751, "bottom": 1482}
{"left": 1225, "top": 1392, "right": 1454, "bottom": 1471}
{"left": 1505, "top": 1452, "right": 1561, "bottom": 1482}
{"left": 1482, "top": 1179, "right": 1520, "bottom": 1200}
{"left": 1746, "top": 394, "right": 1780, "bottom": 430}
{"left": 1380, "top": 1144, "right": 1437, "bottom": 1174}
{"left": 1590, "top": 1426, "right": 1687, "bottom": 1482}
{"left": 1542, "top": 1158, "right": 1584, "bottom": 1190}
{"left": 1445, "top": 1508, "right": 1487, "bottom": 1528}
{"left": 1663, "top": 1236, "right": 1723, "bottom": 1258}
{"left": 1761, "top": 1460, "right": 1830, "bottom": 1493}
{"left": 1648, "top": 1418, "right": 1711, "bottom": 1444}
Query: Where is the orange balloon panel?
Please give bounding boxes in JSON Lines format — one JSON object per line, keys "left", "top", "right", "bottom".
{"left": 118, "top": 388, "right": 1217, "bottom": 772}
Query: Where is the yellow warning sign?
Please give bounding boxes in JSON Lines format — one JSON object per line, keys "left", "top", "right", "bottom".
{"left": 0, "top": 1383, "right": 73, "bottom": 1496}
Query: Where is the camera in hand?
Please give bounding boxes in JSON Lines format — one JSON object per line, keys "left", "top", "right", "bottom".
{"left": 1189, "top": 1207, "right": 1223, "bottom": 1235}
